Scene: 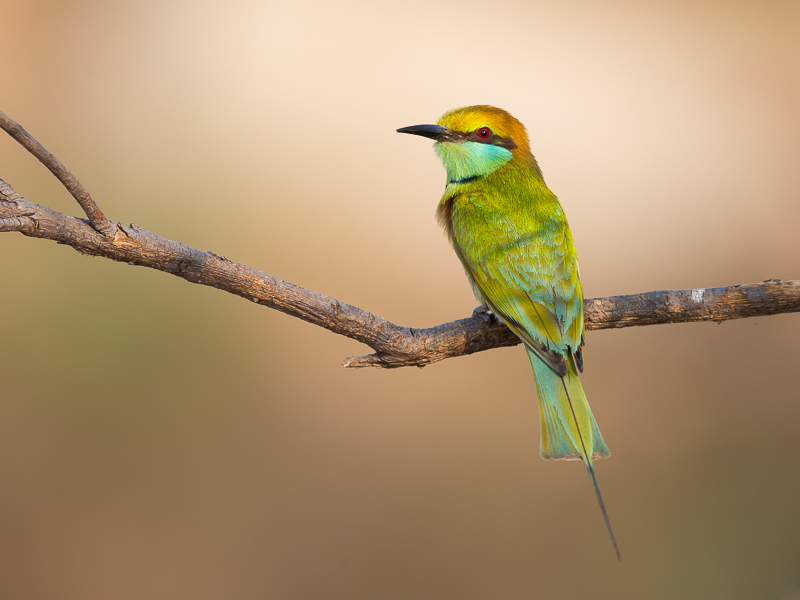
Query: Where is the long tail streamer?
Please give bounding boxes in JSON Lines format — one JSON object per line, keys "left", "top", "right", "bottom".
{"left": 560, "top": 377, "right": 621, "bottom": 561}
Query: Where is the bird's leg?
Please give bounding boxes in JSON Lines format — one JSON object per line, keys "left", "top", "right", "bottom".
{"left": 472, "top": 303, "right": 498, "bottom": 326}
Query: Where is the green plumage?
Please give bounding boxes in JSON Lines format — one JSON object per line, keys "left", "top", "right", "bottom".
{"left": 440, "top": 153, "right": 609, "bottom": 462}
{"left": 398, "top": 105, "right": 619, "bottom": 559}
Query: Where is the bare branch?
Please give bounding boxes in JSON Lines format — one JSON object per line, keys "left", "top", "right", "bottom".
{"left": 3, "top": 109, "right": 798, "bottom": 370}
{"left": 582, "top": 283, "right": 800, "bottom": 330}
{"left": 0, "top": 177, "right": 394, "bottom": 347}
{"left": 342, "top": 279, "right": 800, "bottom": 367}
{"left": 0, "top": 216, "right": 36, "bottom": 233}
{"left": 2, "top": 178, "right": 799, "bottom": 369}
{"left": 0, "top": 109, "right": 115, "bottom": 236}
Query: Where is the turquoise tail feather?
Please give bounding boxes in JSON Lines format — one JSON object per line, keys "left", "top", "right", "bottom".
{"left": 527, "top": 347, "right": 620, "bottom": 560}
{"left": 528, "top": 348, "right": 608, "bottom": 461}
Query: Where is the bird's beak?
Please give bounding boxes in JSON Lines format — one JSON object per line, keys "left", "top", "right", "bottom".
{"left": 396, "top": 124, "right": 458, "bottom": 142}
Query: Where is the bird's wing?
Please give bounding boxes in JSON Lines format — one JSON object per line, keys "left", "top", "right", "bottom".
{"left": 454, "top": 210, "right": 584, "bottom": 375}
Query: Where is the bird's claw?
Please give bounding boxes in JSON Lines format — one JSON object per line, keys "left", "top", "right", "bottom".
{"left": 472, "top": 304, "right": 496, "bottom": 325}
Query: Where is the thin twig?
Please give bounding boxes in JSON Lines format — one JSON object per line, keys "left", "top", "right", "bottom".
{"left": 2, "top": 178, "right": 798, "bottom": 369}
{"left": 0, "top": 109, "right": 116, "bottom": 236}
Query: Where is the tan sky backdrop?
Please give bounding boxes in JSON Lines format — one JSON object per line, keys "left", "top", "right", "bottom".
{"left": 2, "top": 0, "right": 800, "bottom": 598}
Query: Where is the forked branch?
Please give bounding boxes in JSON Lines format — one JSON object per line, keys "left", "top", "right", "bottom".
{"left": 0, "top": 109, "right": 115, "bottom": 236}
{"left": 2, "top": 110, "right": 799, "bottom": 369}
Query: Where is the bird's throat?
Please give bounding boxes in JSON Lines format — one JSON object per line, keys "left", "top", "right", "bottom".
{"left": 434, "top": 141, "right": 513, "bottom": 184}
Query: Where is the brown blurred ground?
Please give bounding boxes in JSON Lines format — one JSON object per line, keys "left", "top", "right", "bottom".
{"left": 1, "top": 0, "right": 800, "bottom": 598}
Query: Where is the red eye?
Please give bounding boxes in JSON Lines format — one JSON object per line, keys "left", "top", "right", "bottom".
{"left": 477, "top": 127, "right": 492, "bottom": 139}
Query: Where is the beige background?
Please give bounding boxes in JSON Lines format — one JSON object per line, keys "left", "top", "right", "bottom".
{"left": 2, "top": 0, "right": 800, "bottom": 598}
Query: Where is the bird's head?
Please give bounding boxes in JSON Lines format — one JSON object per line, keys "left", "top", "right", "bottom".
{"left": 397, "top": 105, "right": 532, "bottom": 184}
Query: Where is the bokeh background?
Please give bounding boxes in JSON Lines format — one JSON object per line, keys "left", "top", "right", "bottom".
{"left": 2, "top": 0, "right": 800, "bottom": 598}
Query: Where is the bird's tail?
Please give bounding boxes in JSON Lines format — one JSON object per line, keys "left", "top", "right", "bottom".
{"left": 528, "top": 348, "right": 608, "bottom": 462}
{"left": 527, "top": 347, "right": 620, "bottom": 560}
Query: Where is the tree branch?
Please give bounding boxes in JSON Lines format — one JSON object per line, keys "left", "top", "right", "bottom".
{"left": 0, "top": 109, "right": 116, "bottom": 236}
{"left": 2, "top": 178, "right": 798, "bottom": 368}
{"left": 2, "top": 111, "right": 799, "bottom": 369}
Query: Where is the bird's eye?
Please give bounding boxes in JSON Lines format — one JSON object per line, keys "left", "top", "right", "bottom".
{"left": 477, "top": 127, "right": 492, "bottom": 139}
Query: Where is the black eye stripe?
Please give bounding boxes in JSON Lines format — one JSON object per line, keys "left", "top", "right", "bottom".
{"left": 466, "top": 129, "right": 517, "bottom": 150}
{"left": 491, "top": 136, "right": 517, "bottom": 150}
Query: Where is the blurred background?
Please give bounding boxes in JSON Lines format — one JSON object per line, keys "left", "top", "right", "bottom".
{"left": 2, "top": 0, "right": 800, "bottom": 597}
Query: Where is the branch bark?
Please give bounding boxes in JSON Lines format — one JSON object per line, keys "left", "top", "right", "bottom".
{"left": 3, "top": 178, "right": 798, "bottom": 368}
{"left": 2, "top": 111, "right": 799, "bottom": 369}
{"left": 0, "top": 109, "right": 115, "bottom": 236}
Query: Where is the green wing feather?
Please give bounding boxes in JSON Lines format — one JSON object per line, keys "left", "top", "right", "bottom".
{"left": 448, "top": 181, "right": 583, "bottom": 355}
{"left": 447, "top": 182, "right": 608, "bottom": 461}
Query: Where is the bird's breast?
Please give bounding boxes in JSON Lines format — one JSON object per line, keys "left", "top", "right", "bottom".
{"left": 449, "top": 191, "right": 562, "bottom": 269}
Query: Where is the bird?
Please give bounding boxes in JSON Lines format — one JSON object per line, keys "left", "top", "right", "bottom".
{"left": 397, "top": 105, "right": 620, "bottom": 560}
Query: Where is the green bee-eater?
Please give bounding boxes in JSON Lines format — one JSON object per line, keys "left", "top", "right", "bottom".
{"left": 398, "top": 105, "right": 619, "bottom": 559}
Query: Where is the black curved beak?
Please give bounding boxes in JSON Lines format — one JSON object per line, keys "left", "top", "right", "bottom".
{"left": 396, "top": 124, "right": 458, "bottom": 142}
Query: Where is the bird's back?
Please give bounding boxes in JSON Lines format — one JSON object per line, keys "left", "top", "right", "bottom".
{"left": 440, "top": 158, "right": 585, "bottom": 364}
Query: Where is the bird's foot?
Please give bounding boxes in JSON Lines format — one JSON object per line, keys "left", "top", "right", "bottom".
{"left": 472, "top": 304, "right": 497, "bottom": 326}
